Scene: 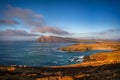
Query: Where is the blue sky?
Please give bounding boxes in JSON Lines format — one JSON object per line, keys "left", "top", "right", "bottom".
{"left": 0, "top": 0, "right": 120, "bottom": 40}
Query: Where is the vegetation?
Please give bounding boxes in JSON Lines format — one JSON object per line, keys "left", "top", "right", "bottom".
{"left": 0, "top": 41, "right": 120, "bottom": 80}
{"left": 0, "top": 63, "right": 120, "bottom": 80}
{"left": 59, "top": 42, "right": 120, "bottom": 52}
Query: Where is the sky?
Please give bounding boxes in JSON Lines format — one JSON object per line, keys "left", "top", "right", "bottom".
{"left": 0, "top": 0, "right": 120, "bottom": 40}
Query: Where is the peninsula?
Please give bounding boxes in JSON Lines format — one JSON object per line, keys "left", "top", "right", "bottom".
{"left": 0, "top": 41, "right": 120, "bottom": 80}
{"left": 59, "top": 41, "right": 120, "bottom": 52}
{"left": 58, "top": 41, "right": 120, "bottom": 67}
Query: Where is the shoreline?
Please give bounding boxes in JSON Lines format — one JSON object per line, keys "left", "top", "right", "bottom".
{"left": 0, "top": 41, "right": 120, "bottom": 80}
{"left": 59, "top": 41, "right": 119, "bottom": 52}
{"left": 0, "top": 41, "right": 120, "bottom": 68}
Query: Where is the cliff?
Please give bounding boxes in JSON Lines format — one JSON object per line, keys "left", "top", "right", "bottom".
{"left": 36, "top": 36, "right": 78, "bottom": 42}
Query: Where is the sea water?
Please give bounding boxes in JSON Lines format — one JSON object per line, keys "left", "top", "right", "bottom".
{"left": 0, "top": 41, "right": 109, "bottom": 67}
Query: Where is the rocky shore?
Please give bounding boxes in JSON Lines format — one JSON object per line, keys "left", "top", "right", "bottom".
{"left": 58, "top": 41, "right": 120, "bottom": 66}
{"left": 0, "top": 41, "right": 120, "bottom": 80}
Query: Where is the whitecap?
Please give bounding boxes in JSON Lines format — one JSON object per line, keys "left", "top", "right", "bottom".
{"left": 56, "top": 50, "right": 66, "bottom": 53}
{"left": 68, "top": 55, "right": 84, "bottom": 62}
{"left": 76, "top": 59, "right": 83, "bottom": 62}
{"left": 77, "top": 55, "right": 84, "bottom": 58}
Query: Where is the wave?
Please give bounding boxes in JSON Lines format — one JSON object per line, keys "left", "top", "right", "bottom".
{"left": 56, "top": 49, "right": 66, "bottom": 53}
{"left": 68, "top": 55, "right": 84, "bottom": 62}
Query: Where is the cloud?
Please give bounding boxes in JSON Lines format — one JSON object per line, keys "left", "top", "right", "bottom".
{"left": 31, "top": 26, "right": 70, "bottom": 35}
{"left": 0, "top": 19, "right": 19, "bottom": 25}
{"left": 0, "top": 5, "right": 70, "bottom": 36}
{"left": 3, "top": 5, "right": 44, "bottom": 27}
{"left": 0, "top": 29, "right": 39, "bottom": 36}
{"left": 97, "top": 28, "right": 120, "bottom": 35}
{"left": 0, "top": 29, "right": 41, "bottom": 41}
{"left": 94, "top": 29, "right": 120, "bottom": 40}
{"left": 73, "top": 28, "right": 120, "bottom": 40}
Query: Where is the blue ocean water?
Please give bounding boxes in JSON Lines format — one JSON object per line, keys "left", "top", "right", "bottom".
{"left": 0, "top": 41, "right": 109, "bottom": 67}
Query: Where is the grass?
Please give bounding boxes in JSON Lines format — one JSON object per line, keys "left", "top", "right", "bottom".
{"left": 59, "top": 42, "right": 120, "bottom": 52}
{"left": 89, "top": 50, "right": 120, "bottom": 62}
{"left": 0, "top": 41, "right": 120, "bottom": 80}
{"left": 59, "top": 41, "right": 120, "bottom": 66}
{"left": 0, "top": 63, "right": 120, "bottom": 80}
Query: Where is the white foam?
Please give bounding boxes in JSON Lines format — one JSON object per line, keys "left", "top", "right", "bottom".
{"left": 56, "top": 50, "right": 66, "bottom": 53}
{"left": 77, "top": 55, "right": 84, "bottom": 58}
{"left": 68, "top": 55, "right": 84, "bottom": 62}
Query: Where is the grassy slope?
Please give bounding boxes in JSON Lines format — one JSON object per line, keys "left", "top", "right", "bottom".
{"left": 59, "top": 42, "right": 120, "bottom": 52}
{"left": 59, "top": 41, "right": 120, "bottom": 66}
{"left": 89, "top": 50, "right": 120, "bottom": 62}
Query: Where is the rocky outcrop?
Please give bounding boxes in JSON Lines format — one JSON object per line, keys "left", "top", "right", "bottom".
{"left": 37, "top": 36, "right": 78, "bottom": 42}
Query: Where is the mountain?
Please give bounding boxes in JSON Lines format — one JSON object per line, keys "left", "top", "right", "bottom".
{"left": 36, "top": 36, "right": 78, "bottom": 42}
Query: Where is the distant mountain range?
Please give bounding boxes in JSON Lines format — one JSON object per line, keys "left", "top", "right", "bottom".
{"left": 36, "top": 36, "right": 79, "bottom": 42}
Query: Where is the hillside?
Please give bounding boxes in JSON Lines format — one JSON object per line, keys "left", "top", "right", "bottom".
{"left": 36, "top": 36, "right": 78, "bottom": 42}
{"left": 59, "top": 42, "right": 120, "bottom": 52}
{"left": 36, "top": 36, "right": 106, "bottom": 43}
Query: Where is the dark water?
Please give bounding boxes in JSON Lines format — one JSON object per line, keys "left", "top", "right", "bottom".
{"left": 0, "top": 41, "right": 109, "bottom": 67}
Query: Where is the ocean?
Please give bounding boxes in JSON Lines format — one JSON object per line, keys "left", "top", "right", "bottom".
{"left": 0, "top": 41, "right": 109, "bottom": 67}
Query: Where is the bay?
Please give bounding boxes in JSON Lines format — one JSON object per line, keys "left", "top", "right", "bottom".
{"left": 0, "top": 41, "right": 109, "bottom": 67}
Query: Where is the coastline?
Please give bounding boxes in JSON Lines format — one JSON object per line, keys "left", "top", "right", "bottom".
{"left": 0, "top": 41, "right": 120, "bottom": 80}
{"left": 59, "top": 41, "right": 119, "bottom": 52}
{"left": 57, "top": 41, "right": 120, "bottom": 66}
